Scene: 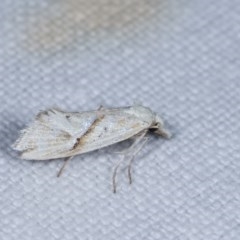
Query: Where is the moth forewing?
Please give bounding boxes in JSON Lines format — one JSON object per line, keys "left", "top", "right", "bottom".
{"left": 69, "top": 109, "right": 152, "bottom": 155}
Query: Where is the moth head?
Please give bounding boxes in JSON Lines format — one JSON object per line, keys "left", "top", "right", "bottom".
{"left": 150, "top": 115, "right": 171, "bottom": 139}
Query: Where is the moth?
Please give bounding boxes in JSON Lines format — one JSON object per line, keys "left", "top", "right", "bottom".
{"left": 13, "top": 105, "right": 170, "bottom": 192}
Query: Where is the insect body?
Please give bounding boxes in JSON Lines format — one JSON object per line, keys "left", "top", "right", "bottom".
{"left": 13, "top": 105, "right": 170, "bottom": 192}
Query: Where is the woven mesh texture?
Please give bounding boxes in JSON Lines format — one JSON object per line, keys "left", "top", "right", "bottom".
{"left": 1, "top": 0, "right": 240, "bottom": 239}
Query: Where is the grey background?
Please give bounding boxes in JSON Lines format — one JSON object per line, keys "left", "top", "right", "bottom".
{"left": 1, "top": 0, "right": 240, "bottom": 239}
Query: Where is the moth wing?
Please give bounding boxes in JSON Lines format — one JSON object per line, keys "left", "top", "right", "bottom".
{"left": 14, "top": 106, "right": 154, "bottom": 160}
{"left": 70, "top": 108, "right": 152, "bottom": 155}
{"left": 13, "top": 108, "right": 99, "bottom": 160}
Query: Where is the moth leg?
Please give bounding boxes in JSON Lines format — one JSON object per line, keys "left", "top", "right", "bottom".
{"left": 57, "top": 156, "right": 73, "bottom": 177}
{"left": 112, "top": 130, "right": 148, "bottom": 192}
{"left": 127, "top": 135, "right": 149, "bottom": 184}
{"left": 112, "top": 157, "right": 124, "bottom": 193}
{"left": 113, "top": 147, "right": 137, "bottom": 155}
{"left": 113, "top": 131, "right": 148, "bottom": 155}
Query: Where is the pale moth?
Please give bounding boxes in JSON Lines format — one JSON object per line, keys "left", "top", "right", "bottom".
{"left": 13, "top": 105, "right": 170, "bottom": 192}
